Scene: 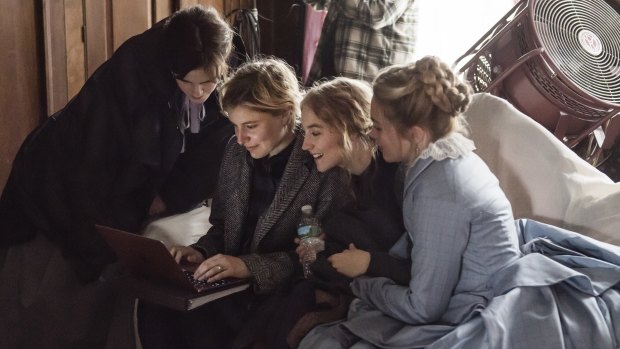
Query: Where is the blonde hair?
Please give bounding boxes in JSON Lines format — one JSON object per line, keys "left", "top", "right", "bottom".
{"left": 219, "top": 57, "right": 302, "bottom": 132}
{"left": 372, "top": 56, "right": 472, "bottom": 141}
{"left": 302, "top": 77, "right": 374, "bottom": 165}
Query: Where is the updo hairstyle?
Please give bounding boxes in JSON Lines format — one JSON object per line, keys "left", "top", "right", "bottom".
{"left": 372, "top": 56, "right": 472, "bottom": 141}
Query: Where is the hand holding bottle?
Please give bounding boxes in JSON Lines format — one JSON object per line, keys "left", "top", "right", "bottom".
{"left": 297, "top": 205, "right": 324, "bottom": 278}
{"left": 295, "top": 232, "right": 325, "bottom": 260}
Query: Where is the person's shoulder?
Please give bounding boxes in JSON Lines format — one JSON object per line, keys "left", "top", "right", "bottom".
{"left": 420, "top": 154, "right": 502, "bottom": 206}
{"left": 420, "top": 154, "right": 477, "bottom": 184}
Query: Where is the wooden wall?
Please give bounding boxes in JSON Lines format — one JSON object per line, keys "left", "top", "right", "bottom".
{"left": 0, "top": 0, "right": 45, "bottom": 194}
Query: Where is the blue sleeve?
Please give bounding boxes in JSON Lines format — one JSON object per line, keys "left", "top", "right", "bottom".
{"left": 351, "top": 199, "right": 470, "bottom": 324}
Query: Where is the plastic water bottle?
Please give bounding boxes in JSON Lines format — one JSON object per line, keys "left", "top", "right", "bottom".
{"left": 297, "top": 205, "right": 323, "bottom": 278}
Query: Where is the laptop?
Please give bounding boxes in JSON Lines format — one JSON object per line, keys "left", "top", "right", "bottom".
{"left": 96, "top": 224, "right": 250, "bottom": 296}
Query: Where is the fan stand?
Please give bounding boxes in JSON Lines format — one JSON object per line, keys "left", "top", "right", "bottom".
{"left": 576, "top": 114, "right": 620, "bottom": 166}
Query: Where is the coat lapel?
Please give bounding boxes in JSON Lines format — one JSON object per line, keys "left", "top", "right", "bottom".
{"left": 252, "top": 136, "right": 310, "bottom": 248}
{"left": 225, "top": 147, "right": 253, "bottom": 253}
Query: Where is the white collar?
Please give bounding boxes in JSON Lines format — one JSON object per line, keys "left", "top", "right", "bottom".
{"left": 419, "top": 132, "right": 476, "bottom": 162}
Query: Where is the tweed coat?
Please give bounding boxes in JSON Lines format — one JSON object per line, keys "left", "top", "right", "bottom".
{"left": 194, "top": 132, "right": 344, "bottom": 293}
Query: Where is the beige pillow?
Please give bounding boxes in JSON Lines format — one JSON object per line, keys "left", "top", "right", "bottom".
{"left": 465, "top": 93, "right": 620, "bottom": 246}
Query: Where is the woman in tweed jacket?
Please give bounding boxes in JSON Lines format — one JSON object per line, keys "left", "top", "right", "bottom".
{"left": 138, "top": 58, "right": 344, "bottom": 349}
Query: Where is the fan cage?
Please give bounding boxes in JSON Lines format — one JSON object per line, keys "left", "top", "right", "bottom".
{"left": 457, "top": 0, "right": 620, "bottom": 165}
{"left": 464, "top": 0, "right": 620, "bottom": 121}
{"left": 517, "top": 25, "right": 612, "bottom": 122}
{"left": 467, "top": 27, "right": 616, "bottom": 121}
{"left": 468, "top": 54, "right": 493, "bottom": 93}
{"left": 533, "top": 0, "right": 620, "bottom": 104}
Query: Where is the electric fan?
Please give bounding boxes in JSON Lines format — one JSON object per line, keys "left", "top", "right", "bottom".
{"left": 454, "top": 0, "right": 620, "bottom": 166}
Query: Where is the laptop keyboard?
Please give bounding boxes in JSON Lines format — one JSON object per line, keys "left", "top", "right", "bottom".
{"left": 182, "top": 270, "right": 237, "bottom": 292}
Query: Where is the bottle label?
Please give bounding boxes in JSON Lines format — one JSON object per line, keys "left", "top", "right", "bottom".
{"left": 298, "top": 225, "right": 321, "bottom": 238}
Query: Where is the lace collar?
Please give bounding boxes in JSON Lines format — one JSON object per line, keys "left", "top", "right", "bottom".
{"left": 418, "top": 132, "right": 476, "bottom": 162}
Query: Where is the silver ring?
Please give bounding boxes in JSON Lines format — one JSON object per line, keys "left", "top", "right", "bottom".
{"left": 215, "top": 265, "right": 224, "bottom": 272}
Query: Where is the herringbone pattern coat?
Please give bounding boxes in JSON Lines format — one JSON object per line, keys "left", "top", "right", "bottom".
{"left": 194, "top": 133, "right": 344, "bottom": 293}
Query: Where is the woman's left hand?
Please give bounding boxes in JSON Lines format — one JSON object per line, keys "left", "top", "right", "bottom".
{"left": 294, "top": 233, "right": 326, "bottom": 262}
{"left": 193, "top": 254, "right": 251, "bottom": 282}
{"left": 328, "top": 243, "right": 371, "bottom": 278}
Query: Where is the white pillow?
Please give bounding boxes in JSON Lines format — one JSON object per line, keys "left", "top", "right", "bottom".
{"left": 465, "top": 93, "right": 620, "bottom": 246}
{"left": 142, "top": 205, "right": 211, "bottom": 247}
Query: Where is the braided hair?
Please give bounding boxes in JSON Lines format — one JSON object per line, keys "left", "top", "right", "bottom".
{"left": 372, "top": 56, "right": 472, "bottom": 142}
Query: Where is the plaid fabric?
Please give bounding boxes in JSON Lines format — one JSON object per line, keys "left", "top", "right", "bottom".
{"left": 306, "top": 0, "right": 417, "bottom": 84}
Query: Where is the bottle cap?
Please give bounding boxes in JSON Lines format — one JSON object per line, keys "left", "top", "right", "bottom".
{"left": 301, "top": 204, "right": 313, "bottom": 214}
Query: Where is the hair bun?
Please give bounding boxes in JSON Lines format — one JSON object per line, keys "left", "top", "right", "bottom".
{"left": 451, "top": 83, "right": 472, "bottom": 115}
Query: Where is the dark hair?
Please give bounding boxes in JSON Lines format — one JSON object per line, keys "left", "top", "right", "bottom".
{"left": 163, "top": 5, "right": 233, "bottom": 79}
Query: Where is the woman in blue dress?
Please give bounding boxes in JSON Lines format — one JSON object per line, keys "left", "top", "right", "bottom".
{"left": 299, "top": 56, "right": 620, "bottom": 349}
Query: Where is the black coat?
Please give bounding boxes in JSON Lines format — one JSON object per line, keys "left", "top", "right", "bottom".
{"left": 311, "top": 154, "right": 410, "bottom": 289}
{"left": 0, "top": 22, "right": 233, "bottom": 281}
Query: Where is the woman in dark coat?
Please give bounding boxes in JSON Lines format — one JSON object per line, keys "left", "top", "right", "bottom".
{"left": 0, "top": 5, "right": 233, "bottom": 348}
{"left": 300, "top": 77, "right": 409, "bottom": 283}
{"left": 137, "top": 58, "right": 345, "bottom": 349}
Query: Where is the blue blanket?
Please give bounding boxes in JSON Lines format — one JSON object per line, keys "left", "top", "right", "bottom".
{"left": 300, "top": 219, "right": 620, "bottom": 349}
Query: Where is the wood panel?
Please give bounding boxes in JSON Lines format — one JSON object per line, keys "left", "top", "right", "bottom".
{"left": 153, "top": 0, "right": 173, "bottom": 23}
{"left": 111, "top": 0, "right": 152, "bottom": 50}
{"left": 65, "top": 0, "right": 86, "bottom": 99}
{"left": 0, "top": 0, "right": 45, "bottom": 192}
{"left": 84, "top": 0, "right": 112, "bottom": 78}
{"left": 43, "top": 0, "right": 68, "bottom": 115}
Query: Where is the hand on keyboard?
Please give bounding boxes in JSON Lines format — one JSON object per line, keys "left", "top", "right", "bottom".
{"left": 183, "top": 270, "right": 233, "bottom": 291}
